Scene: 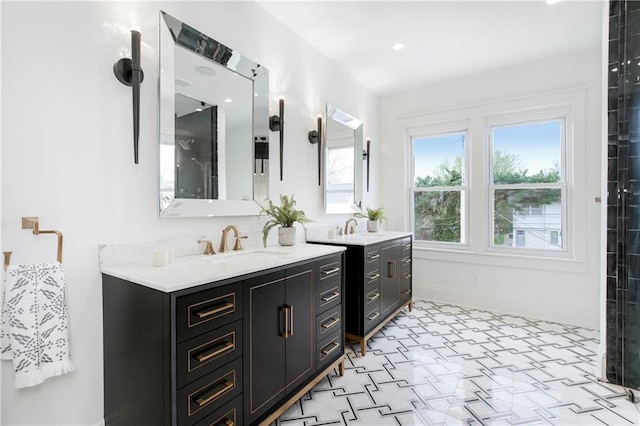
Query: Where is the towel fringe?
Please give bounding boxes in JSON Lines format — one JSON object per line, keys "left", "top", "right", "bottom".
{"left": 14, "top": 360, "right": 75, "bottom": 389}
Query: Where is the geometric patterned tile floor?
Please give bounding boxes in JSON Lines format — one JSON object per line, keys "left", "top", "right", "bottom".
{"left": 276, "top": 300, "right": 640, "bottom": 425}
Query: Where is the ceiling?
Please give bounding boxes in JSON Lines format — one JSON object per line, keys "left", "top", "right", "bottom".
{"left": 256, "top": 0, "right": 604, "bottom": 96}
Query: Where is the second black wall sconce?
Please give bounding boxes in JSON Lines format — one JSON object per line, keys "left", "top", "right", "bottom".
{"left": 308, "top": 115, "right": 322, "bottom": 186}
{"left": 269, "top": 98, "right": 285, "bottom": 180}
{"left": 113, "top": 29, "right": 144, "bottom": 164}
{"left": 363, "top": 138, "right": 371, "bottom": 192}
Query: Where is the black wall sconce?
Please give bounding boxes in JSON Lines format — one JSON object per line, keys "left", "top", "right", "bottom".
{"left": 269, "top": 98, "right": 284, "bottom": 180}
{"left": 308, "top": 115, "right": 322, "bottom": 186}
{"left": 363, "top": 138, "right": 371, "bottom": 192}
{"left": 113, "top": 29, "right": 144, "bottom": 164}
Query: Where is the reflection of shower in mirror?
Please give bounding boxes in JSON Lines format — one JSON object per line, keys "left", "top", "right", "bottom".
{"left": 178, "top": 139, "right": 194, "bottom": 151}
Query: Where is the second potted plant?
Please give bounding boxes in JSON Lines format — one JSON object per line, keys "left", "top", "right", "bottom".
{"left": 355, "top": 206, "right": 387, "bottom": 232}
{"left": 259, "top": 194, "right": 312, "bottom": 246}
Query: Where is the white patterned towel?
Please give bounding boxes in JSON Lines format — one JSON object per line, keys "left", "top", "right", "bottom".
{"left": 0, "top": 262, "right": 74, "bottom": 388}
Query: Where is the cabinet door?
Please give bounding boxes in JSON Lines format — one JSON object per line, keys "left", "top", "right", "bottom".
{"left": 380, "top": 240, "right": 401, "bottom": 316}
{"left": 244, "top": 271, "right": 286, "bottom": 423}
{"left": 285, "top": 264, "right": 315, "bottom": 391}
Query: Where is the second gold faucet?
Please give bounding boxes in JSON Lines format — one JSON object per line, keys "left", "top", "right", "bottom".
{"left": 219, "top": 225, "right": 247, "bottom": 252}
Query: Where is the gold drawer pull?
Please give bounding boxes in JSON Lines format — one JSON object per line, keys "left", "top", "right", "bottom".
{"left": 388, "top": 261, "right": 396, "bottom": 279}
{"left": 402, "top": 258, "right": 412, "bottom": 264}
{"left": 194, "top": 380, "right": 234, "bottom": 407}
{"left": 402, "top": 273, "right": 412, "bottom": 279}
{"left": 321, "top": 267, "right": 340, "bottom": 275}
{"left": 367, "top": 273, "right": 380, "bottom": 281}
{"left": 402, "top": 289, "right": 411, "bottom": 295}
{"left": 321, "top": 317, "right": 340, "bottom": 329}
{"left": 194, "top": 341, "right": 234, "bottom": 363}
{"left": 321, "top": 292, "right": 340, "bottom": 302}
{"left": 368, "top": 292, "right": 380, "bottom": 302}
{"left": 368, "top": 312, "right": 380, "bottom": 321}
{"left": 403, "top": 244, "right": 411, "bottom": 249}
{"left": 195, "top": 302, "right": 234, "bottom": 319}
{"left": 321, "top": 342, "right": 340, "bottom": 356}
{"left": 224, "top": 421, "right": 234, "bottom": 426}
{"left": 367, "top": 254, "right": 380, "bottom": 260}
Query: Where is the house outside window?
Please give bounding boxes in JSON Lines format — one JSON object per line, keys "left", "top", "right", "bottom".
{"left": 411, "top": 131, "right": 467, "bottom": 244}
{"left": 489, "top": 118, "right": 566, "bottom": 251}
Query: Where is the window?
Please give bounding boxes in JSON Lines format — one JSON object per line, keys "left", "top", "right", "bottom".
{"left": 411, "top": 132, "right": 467, "bottom": 244}
{"left": 489, "top": 119, "right": 565, "bottom": 251}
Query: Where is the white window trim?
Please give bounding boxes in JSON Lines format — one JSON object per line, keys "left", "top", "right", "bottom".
{"left": 400, "top": 87, "right": 587, "bottom": 263}
{"left": 409, "top": 124, "right": 470, "bottom": 249}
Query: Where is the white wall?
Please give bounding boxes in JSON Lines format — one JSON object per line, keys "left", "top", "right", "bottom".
{"left": 380, "top": 48, "right": 602, "bottom": 330}
{"left": 0, "top": 2, "right": 378, "bottom": 425}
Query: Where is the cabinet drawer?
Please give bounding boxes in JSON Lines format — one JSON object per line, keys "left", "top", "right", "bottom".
{"left": 318, "top": 256, "right": 342, "bottom": 285}
{"left": 317, "top": 331, "right": 342, "bottom": 370}
{"left": 364, "top": 307, "right": 381, "bottom": 333}
{"left": 365, "top": 246, "right": 380, "bottom": 265}
{"left": 365, "top": 269, "right": 380, "bottom": 286}
{"left": 365, "top": 287, "right": 380, "bottom": 307}
{"left": 194, "top": 394, "right": 242, "bottom": 426}
{"left": 316, "top": 307, "right": 342, "bottom": 340}
{"left": 177, "top": 320, "right": 242, "bottom": 388}
{"left": 177, "top": 283, "right": 243, "bottom": 343}
{"left": 177, "top": 357, "right": 242, "bottom": 425}
{"left": 316, "top": 282, "right": 342, "bottom": 313}
{"left": 401, "top": 237, "right": 412, "bottom": 252}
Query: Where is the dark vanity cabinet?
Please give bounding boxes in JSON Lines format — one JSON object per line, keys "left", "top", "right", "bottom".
{"left": 102, "top": 252, "right": 344, "bottom": 426}
{"left": 310, "top": 235, "right": 411, "bottom": 356}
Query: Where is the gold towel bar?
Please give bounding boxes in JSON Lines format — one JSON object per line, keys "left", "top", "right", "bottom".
{"left": 3, "top": 217, "right": 64, "bottom": 270}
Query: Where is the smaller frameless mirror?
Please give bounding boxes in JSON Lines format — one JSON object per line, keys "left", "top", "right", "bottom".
{"left": 324, "top": 104, "right": 363, "bottom": 214}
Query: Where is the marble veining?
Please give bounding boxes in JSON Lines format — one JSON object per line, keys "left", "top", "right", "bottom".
{"left": 307, "top": 231, "right": 413, "bottom": 246}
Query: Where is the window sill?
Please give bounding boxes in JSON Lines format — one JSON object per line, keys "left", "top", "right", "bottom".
{"left": 412, "top": 245, "right": 587, "bottom": 273}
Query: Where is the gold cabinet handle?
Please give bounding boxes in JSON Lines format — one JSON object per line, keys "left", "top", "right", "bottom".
{"left": 367, "top": 273, "right": 380, "bottom": 281}
{"left": 402, "top": 289, "right": 411, "bottom": 295}
{"left": 321, "top": 317, "right": 340, "bottom": 329}
{"left": 321, "top": 267, "right": 340, "bottom": 275}
{"left": 194, "top": 341, "right": 234, "bottom": 363}
{"left": 321, "top": 342, "right": 340, "bottom": 356}
{"left": 402, "top": 273, "right": 412, "bottom": 280}
{"left": 224, "top": 421, "right": 234, "bottom": 426}
{"left": 402, "top": 258, "right": 412, "bottom": 264}
{"left": 367, "top": 312, "right": 380, "bottom": 321}
{"left": 195, "top": 302, "right": 234, "bottom": 319}
{"left": 403, "top": 244, "right": 411, "bottom": 249}
{"left": 388, "top": 261, "right": 396, "bottom": 279}
{"left": 367, "top": 292, "right": 380, "bottom": 302}
{"left": 194, "top": 380, "right": 234, "bottom": 407}
{"left": 367, "top": 254, "right": 380, "bottom": 260}
{"left": 321, "top": 292, "right": 340, "bottom": 302}
{"left": 289, "top": 304, "right": 294, "bottom": 337}
{"left": 283, "top": 305, "right": 290, "bottom": 339}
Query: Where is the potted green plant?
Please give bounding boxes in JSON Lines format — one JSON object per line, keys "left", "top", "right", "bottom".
{"left": 259, "top": 194, "right": 313, "bottom": 246}
{"left": 355, "top": 206, "right": 387, "bottom": 232}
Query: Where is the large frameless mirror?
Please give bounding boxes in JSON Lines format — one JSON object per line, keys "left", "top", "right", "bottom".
{"left": 324, "top": 104, "right": 363, "bottom": 214}
{"left": 159, "top": 11, "right": 269, "bottom": 217}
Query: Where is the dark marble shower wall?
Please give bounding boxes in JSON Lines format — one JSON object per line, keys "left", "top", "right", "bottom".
{"left": 607, "top": 0, "right": 640, "bottom": 390}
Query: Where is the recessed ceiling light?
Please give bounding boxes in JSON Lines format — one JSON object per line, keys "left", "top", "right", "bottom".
{"left": 195, "top": 65, "right": 216, "bottom": 76}
{"left": 392, "top": 42, "right": 405, "bottom": 51}
{"left": 224, "top": 98, "right": 232, "bottom": 103}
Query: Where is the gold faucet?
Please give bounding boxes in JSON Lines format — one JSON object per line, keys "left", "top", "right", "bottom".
{"left": 198, "top": 239, "right": 215, "bottom": 255}
{"left": 220, "top": 225, "right": 247, "bottom": 252}
{"left": 345, "top": 218, "right": 358, "bottom": 234}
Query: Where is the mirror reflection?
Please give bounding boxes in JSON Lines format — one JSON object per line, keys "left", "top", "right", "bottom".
{"left": 159, "top": 11, "right": 269, "bottom": 217}
{"left": 324, "top": 104, "right": 363, "bottom": 214}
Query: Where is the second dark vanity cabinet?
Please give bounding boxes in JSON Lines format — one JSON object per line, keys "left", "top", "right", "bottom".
{"left": 311, "top": 234, "right": 412, "bottom": 356}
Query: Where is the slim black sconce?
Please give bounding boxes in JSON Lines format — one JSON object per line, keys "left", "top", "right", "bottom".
{"left": 113, "top": 29, "right": 144, "bottom": 164}
{"left": 308, "top": 115, "right": 322, "bottom": 186}
{"left": 363, "top": 138, "right": 371, "bottom": 192}
{"left": 269, "top": 98, "right": 285, "bottom": 180}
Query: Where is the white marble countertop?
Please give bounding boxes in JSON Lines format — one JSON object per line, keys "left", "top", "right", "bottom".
{"left": 306, "top": 231, "right": 413, "bottom": 246}
{"left": 100, "top": 243, "right": 346, "bottom": 293}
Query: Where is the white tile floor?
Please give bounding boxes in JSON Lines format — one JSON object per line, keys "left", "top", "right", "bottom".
{"left": 276, "top": 300, "right": 640, "bottom": 425}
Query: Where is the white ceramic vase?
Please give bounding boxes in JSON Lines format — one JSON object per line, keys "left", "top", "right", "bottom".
{"left": 278, "top": 226, "right": 296, "bottom": 246}
{"left": 367, "top": 220, "right": 380, "bottom": 232}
